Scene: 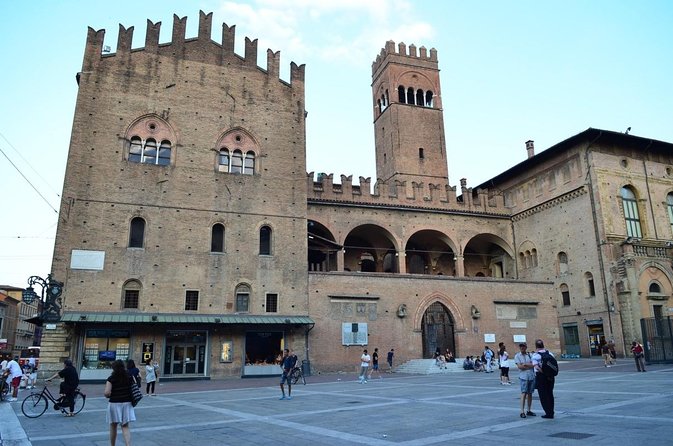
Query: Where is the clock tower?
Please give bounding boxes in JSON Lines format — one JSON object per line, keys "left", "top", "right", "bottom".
{"left": 371, "top": 41, "right": 449, "bottom": 186}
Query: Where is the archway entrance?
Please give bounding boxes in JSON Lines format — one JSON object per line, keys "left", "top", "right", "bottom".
{"left": 422, "top": 302, "right": 455, "bottom": 358}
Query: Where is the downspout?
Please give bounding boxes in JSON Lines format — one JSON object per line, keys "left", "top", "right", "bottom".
{"left": 304, "top": 323, "right": 315, "bottom": 376}
{"left": 641, "top": 140, "right": 656, "bottom": 238}
{"left": 583, "top": 131, "right": 615, "bottom": 337}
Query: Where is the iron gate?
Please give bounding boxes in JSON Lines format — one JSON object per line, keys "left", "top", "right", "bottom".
{"left": 640, "top": 316, "right": 673, "bottom": 364}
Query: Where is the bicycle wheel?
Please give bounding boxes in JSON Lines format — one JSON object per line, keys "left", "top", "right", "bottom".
{"left": 299, "top": 371, "right": 306, "bottom": 385}
{"left": 73, "top": 391, "right": 86, "bottom": 414}
{"left": 290, "top": 369, "right": 299, "bottom": 385}
{"left": 0, "top": 382, "right": 9, "bottom": 400}
{"left": 21, "top": 394, "right": 48, "bottom": 418}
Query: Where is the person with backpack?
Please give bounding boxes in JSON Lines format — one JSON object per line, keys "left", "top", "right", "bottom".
{"left": 531, "top": 339, "right": 557, "bottom": 419}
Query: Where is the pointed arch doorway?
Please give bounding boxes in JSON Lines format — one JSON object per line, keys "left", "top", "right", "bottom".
{"left": 422, "top": 302, "right": 456, "bottom": 358}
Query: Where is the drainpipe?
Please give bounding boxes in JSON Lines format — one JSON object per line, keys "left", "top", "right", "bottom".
{"left": 304, "top": 323, "right": 315, "bottom": 376}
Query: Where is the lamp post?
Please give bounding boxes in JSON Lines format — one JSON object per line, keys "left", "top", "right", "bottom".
{"left": 22, "top": 274, "right": 64, "bottom": 323}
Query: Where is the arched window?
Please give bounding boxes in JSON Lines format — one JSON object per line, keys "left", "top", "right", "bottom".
{"left": 560, "top": 284, "right": 570, "bottom": 306}
{"left": 211, "top": 224, "right": 225, "bottom": 253}
{"left": 218, "top": 149, "right": 230, "bottom": 172}
{"left": 621, "top": 186, "right": 642, "bottom": 237}
{"left": 584, "top": 272, "right": 596, "bottom": 297}
{"left": 558, "top": 252, "right": 568, "bottom": 275}
{"left": 416, "top": 89, "right": 424, "bottom": 106}
{"left": 142, "top": 138, "right": 157, "bottom": 164}
{"left": 231, "top": 150, "right": 243, "bottom": 174}
{"left": 398, "top": 86, "right": 406, "bottom": 103}
{"left": 125, "top": 116, "right": 175, "bottom": 167}
{"left": 667, "top": 193, "right": 673, "bottom": 236}
{"left": 122, "top": 280, "right": 141, "bottom": 309}
{"left": 243, "top": 151, "right": 255, "bottom": 175}
{"left": 157, "top": 140, "right": 172, "bottom": 165}
{"left": 531, "top": 248, "right": 538, "bottom": 267}
{"left": 649, "top": 282, "right": 662, "bottom": 293}
{"left": 525, "top": 250, "right": 531, "bottom": 269}
{"left": 406, "top": 87, "right": 415, "bottom": 105}
{"left": 129, "top": 136, "right": 142, "bottom": 163}
{"left": 425, "top": 91, "right": 434, "bottom": 107}
{"left": 259, "top": 225, "right": 272, "bottom": 255}
{"left": 129, "top": 217, "right": 145, "bottom": 248}
{"left": 519, "top": 252, "right": 525, "bottom": 268}
{"left": 235, "top": 284, "right": 250, "bottom": 312}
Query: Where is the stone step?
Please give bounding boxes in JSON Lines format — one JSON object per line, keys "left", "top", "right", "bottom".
{"left": 395, "top": 358, "right": 468, "bottom": 374}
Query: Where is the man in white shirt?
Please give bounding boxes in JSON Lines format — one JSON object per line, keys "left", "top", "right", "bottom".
{"left": 514, "top": 342, "right": 536, "bottom": 418}
{"left": 6, "top": 356, "right": 23, "bottom": 401}
{"left": 358, "top": 349, "right": 371, "bottom": 384}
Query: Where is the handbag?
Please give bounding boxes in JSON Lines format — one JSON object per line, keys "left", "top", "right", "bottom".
{"left": 131, "top": 382, "right": 143, "bottom": 407}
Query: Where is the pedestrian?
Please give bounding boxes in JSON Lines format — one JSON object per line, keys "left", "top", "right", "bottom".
{"left": 483, "top": 346, "right": 494, "bottom": 373}
{"left": 608, "top": 340, "right": 617, "bottom": 364}
{"left": 498, "top": 344, "right": 511, "bottom": 385}
{"left": 46, "top": 358, "right": 80, "bottom": 416}
{"left": 5, "top": 356, "right": 22, "bottom": 402}
{"left": 514, "top": 342, "right": 536, "bottom": 418}
{"left": 144, "top": 359, "right": 159, "bottom": 396}
{"left": 368, "top": 348, "right": 382, "bottom": 379}
{"left": 126, "top": 359, "right": 141, "bottom": 387}
{"left": 602, "top": 342, "right": 613, "bottom": 367}
{"left": 105, "top": 359, "right": 136, "bottom": 446}
{"left": 387, "top": 348, "right": 394, "bottom": 373}
{"left": 279, "top": 348, "right": 293, "bottom": 400}
{"left": 26, "top": 354, "right": 38, "bottom": 389}
{"left": 358, "top": 349, "right": 371, "bottom": 383}
{"left": 630, "top": 340, "right": 646, "bottom": 372}
{"left": 531, "top": 339, "right": 555, "bottom": 419}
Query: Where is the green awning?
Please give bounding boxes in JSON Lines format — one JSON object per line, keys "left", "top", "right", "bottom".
{"left": 60, "top": 312, "right": 314, "bottom": 325}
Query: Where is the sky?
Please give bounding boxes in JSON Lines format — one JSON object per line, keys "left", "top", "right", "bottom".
{"left": 1, "top": 0, "right": 672, "bottom": 288}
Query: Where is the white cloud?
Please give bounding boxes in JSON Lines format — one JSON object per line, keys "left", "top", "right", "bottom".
{"left": 214, "top": 0, "right": 434, "bottom": 66}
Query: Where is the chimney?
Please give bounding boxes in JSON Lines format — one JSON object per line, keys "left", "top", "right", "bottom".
{"left": 525, "top": 140, "right": 535, "bottom": 159}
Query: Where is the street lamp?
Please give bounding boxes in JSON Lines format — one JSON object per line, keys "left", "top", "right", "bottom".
{"left": 22, "top": 274, "right": 64, "bottom": 323}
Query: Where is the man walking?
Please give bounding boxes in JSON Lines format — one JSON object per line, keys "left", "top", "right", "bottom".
{"left": 514, "top": 342, "right": 536, "bottom": 418}
{"left": 279, "top": 349, "right": 294, "bottom": 400}
{"left": 483, "top": 346, "right": 494, "bottom": 373}
{"left": 368, "top": 348, "right": 382, "bottom": 379}
{"left": 532, "top": 339, "right": 555, "bottom": 419}
{"left": 386, "top": 349, "right": 394, "bottom": 373}
{"left": 6, "top": 356, "right": 23, "bottom": 402}
{"left": 358, "top": 349, "right": 371, "bottom": 383}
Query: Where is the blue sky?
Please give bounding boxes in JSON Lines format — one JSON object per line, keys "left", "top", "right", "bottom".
{"left": 1, "top": 0, "right": 672, "bottom": 287}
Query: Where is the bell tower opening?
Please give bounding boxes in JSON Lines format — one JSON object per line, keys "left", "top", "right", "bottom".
{"left": 371, "top": 41, "right": 449, "bottom": 186}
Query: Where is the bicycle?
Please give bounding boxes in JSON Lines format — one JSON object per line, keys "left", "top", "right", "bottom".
{"left": 21, "top": 381, "right": 86, "bottom": 418}
{"left": 0, "top": 376, "right": 9, "bottom": 401}
{"left": 290, "top": 366, "right": 306, "bottom": 385}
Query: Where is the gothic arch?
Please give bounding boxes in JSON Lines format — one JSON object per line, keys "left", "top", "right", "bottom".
{"left": 412, "top": 293, "right": 465, "bottom": 333}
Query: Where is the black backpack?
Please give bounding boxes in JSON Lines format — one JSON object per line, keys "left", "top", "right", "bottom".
{"left": 539, "top": 350, "right": 558, "bottom": 378}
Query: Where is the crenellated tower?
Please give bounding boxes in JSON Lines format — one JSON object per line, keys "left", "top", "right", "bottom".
{"left": 371, "top": 41, "right": 448, "bottom": 186}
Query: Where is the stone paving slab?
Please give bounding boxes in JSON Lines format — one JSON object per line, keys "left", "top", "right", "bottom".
{"left": 1, "top": 359, "right": 672, "bottom": 445}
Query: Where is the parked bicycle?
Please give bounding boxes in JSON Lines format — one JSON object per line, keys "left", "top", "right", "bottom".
{"left": 0, "top": 372, "right": 10, "bottom": 401}
{"left": 290, "top": 365, "right": 306, "bottom": 385}
{"left": 21, "top": 382, "right": 86, "bottom": 418}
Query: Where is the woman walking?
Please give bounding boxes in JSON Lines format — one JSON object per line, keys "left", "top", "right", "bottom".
{"left": 105, "top": 360, "right": 136, "bottom": 446}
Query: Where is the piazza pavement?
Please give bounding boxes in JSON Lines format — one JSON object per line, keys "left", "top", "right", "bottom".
{"left": 1, "top": 358, "right": 672, "bottom": 445}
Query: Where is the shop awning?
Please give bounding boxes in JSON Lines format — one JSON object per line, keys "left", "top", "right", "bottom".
{"left": 60, "top": 312, "right": 314, "bottom": 325}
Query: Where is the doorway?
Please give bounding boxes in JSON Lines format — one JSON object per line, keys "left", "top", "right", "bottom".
{"left": 587, "top": 324, "right": 605, "bottom": 356}
{"left": 164, "top": 331, "right": 207, "bottom": 376}
{"left": 422, "top": 302, "right": 455, "bottom": 358}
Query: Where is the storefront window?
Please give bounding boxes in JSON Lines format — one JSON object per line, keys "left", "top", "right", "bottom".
{"left": 83, "top": 329, "right": 131, "bottom": 370}
{"left": 245, "top": 331, "right": 283, "bottom": 365}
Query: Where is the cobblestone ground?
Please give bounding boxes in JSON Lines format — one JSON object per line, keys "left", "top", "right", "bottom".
{"left": 1, "top": 359, "right": 672, "bottom": 445}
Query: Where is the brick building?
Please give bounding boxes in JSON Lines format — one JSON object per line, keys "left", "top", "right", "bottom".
{"left": 40, "top": 11, "right": 672, "bottom": 379}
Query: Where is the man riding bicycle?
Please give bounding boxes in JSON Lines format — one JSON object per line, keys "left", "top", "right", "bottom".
{"left": 46, "top": 358, "right": 80, "bottom": 417}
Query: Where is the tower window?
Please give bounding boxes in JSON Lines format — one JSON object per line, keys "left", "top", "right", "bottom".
{"left": 260, "top": 225, "right": 272, "bottom": 255}
{"left": 211, "top": 223, "right": 225, "bottom": 253}
{"left": 398, "top": 86, "right": 406, "bottom": 103}
{"left": 128, "top": 136, "right": 172, "bottom": 165}
{"left": 419, "top": 148, "right": 424, "bottom": 159}
{"left": 129, "top": 217, "right": 145, "bottom": 248}
{"left": 235, "top": 284, "right": 250, "bottom": 312}
{"left": 265, "top": 293, "right": 278, "bottom": 313}
{"left": 185, "top": 290, "right": 199, "bottom": 311}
